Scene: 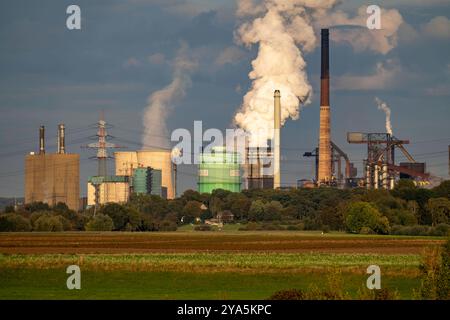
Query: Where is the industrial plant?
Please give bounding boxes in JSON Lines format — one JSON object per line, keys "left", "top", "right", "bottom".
{"left": 22, "top": 29, "right": 440, "bottom": 210}
{"left": 25, "top": 124, "right": 80, "bottom": 211}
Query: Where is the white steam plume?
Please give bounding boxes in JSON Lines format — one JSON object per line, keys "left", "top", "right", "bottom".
{"left": 142, "top": 43, "right": 197, "bottom": 149}
{"left": 234, "top": 0, "right": 336, "bottom": 147}
{"left": 375, "top": 97, "right": 393, "bottom": 135}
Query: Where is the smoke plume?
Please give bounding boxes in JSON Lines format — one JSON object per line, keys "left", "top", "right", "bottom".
{"left": 375, "top": 97, "right": 392, "bottom": 135}
{"left": 234, "top": 0, "right": 337, "bottom": 147}
{"left": 142, "top": 43, "right": 197, "bottom": 149}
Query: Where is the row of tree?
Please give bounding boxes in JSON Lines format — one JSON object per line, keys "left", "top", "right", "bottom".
{"left": 1, "top": 180, "right": 449, "bottom": 235}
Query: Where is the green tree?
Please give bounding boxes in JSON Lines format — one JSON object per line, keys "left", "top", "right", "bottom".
{"left": 227, "top": 193, "right": 251, "bottom": 220}
{"left": 99, "top": 203, "right": 140, "bottom": 231}
{"left": 263, "top": 201, "right": 283, "bottom": 221}
{"left": 181, "top": 200, "right": 203, "bottom": 224}
{"left": 0, "top": 214, "right": 32, "bottom": 231}
{"left": 25, "top": 201, "right": 50, "bottom": 213}
{"left": 34, "top": 214, "right": 64, "bottom": 232}
{"left": 432, "top": 180, "right": 450, "bottom": 199}
{"left": 427, "top": 197, "right": 450, "bottom": 226}
{"left": 345, "top": 202, "right": 390, "bottom": 234}
{"left": 85, "top": 214, "right": 114, "bottom": 231}
{"left": 248, "top": 200, "right": 265, "bottom": 221}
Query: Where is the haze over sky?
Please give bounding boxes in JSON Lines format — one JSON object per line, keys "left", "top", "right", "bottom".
{"left": 0, "top": 0, "right": 449, "bottom": 197}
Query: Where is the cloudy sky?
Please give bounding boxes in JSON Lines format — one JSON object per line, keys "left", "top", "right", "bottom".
{"left": 0, "top": 0, "right": 449, "bottom": 197}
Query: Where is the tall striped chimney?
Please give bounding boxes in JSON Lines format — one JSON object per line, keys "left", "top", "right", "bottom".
{"left": 318, "top": 28, "right": 332, "bottom": 184}
{"left": 274, "top": 90, "right": 281, "bottom": 189}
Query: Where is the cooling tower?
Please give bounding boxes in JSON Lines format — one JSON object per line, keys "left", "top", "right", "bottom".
{"left": 318, "top": 28, "right": 332, "bottom": 184}
{"left": 114, "top": 150, "right": 175, "bottom": 199}
{"left": 273, "top": 90, "right": 281, "bottom": 189}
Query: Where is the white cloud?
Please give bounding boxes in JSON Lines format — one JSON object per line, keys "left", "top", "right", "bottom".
{"left": 215, "top": 46, "right": 246, "bottom": 66}
{"left": 422, "top": 16, "right": 450, "bottom": 39}
{"left": 334, "top": 61, "right": 402, "bottom": 91}
{"left": 320, "top": 6, "right": 404, "bottom": 55}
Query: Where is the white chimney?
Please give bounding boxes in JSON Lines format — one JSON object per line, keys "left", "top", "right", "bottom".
{"left": 274, "top": 90, "right": 281, "bottom": 189}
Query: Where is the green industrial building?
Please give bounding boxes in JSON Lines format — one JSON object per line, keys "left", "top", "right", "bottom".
{"left": 132, "top": 167, "right": 164, "bottom": 197}
{"left": 198, "top": 146, "right": 241, "bottom": 194}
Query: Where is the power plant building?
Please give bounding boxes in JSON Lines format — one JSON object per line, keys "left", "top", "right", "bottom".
{"left": 132, "top": 167, "right": 163, "bottom": 197}
{"left": 87, "top": 176, "right": 130, "bottom": 206}
{"left": 24, "top": 125, "right": 80, "bottom": 211}
{"left": 198, "top": 146, "right": 241, "bottom": 193}
{"left": 114, "top": 150, "right": 174, "bottom": 199}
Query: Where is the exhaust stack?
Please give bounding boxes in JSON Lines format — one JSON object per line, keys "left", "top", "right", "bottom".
{"left": 274, "top": 90, "right": 281, "bottom": 189}
{"left": 39, "top": 126, "right": 45, "bottom": 154}
{"left": 57, "top": 124, "right": 66, "bottom": 154}
{"left": 318, "top": 28, "right": 332, "bottom": 184}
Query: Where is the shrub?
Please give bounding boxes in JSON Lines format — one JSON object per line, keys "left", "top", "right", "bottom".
{"left": 390, "top": 224, "right": 449, "bottom": 236}
{"left": 345, "top": 202, "right": 390, "bottom": 234}
{"left": 194, "top": 224, "right": 212, "bottom": 231}
{"left": 415, "top": 237, "right": 450, "bottom": 299}
{"left": 238, "top": 222, "right": 261, "bottom": 231}
{"left": 269, "top": 289, "right": 306, "bottom": 300}
{"left": 85, "top": 214, "right": 114, "bottom": 231}
{"left": 159, "top": 220, "right": 178, "bottom": 231}
{"left": 34, "top": 214, "right": 65, "bottom": 232}
{"left": 99, "top": 203, "right": 140, "bottom": 231}
{"left": 0, "top": 214, "right": 32, "bottom": 232}
{"left": 357, "top": 287, "right": 400, "bottom": 300}
{"left": 429, "top": 224, "right": 450, "bottom": 237}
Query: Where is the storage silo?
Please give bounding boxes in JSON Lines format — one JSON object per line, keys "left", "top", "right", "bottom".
{"left": 198, "top": 146, "right": 241, "bottom": 194}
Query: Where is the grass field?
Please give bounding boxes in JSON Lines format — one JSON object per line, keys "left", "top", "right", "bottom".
{"left": 0, "top": 231, "right": 445, "bottom": 299}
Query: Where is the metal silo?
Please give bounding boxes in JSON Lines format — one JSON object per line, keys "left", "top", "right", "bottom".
{"left": 198, "top": 146, "right": 241, "bottom": 194}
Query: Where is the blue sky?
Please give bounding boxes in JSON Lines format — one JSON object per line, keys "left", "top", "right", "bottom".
{"left": 0, "top": 0, "right": 449, "bottom": 197}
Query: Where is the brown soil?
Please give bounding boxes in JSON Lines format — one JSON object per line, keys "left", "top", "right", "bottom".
{"left": 0, "top": 232, "right": 443, "bottom": 254}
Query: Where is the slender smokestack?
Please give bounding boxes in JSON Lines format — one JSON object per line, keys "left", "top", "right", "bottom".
{"left": 320, "top": 29, "right": 329, "bottom": 106}
{"left": 39, "top": 125, "right": 45, "bottom": 154}
{"left": 318, "top": 28, "right": 331, "bottom": 184}
{"left": 57, "top": 124, "right": 66, "bottom": 154}
{"left": 274, "top": 90, "right": 281, "bottom": 189}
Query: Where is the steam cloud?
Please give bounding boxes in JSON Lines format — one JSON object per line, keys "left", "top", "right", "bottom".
{"left": 375, "top": 97, "right": 393, "bottom": 135}
{"left": 234, "top": 0, "right": 339, "bottom": 147}
{"left": 142, "top": 43, "right": 198, "bottom": 149}
{"left": 234, "top": 1, "right": 404, "bottom": 146}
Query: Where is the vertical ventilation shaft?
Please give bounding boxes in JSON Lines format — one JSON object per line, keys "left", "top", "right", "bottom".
{"left": 273, "top": 90, "right": 281, "bottom": 189}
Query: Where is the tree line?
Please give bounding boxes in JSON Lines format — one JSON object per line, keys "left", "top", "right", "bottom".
{"left": 1, "top": 179, "right": 449, "bottom": 235}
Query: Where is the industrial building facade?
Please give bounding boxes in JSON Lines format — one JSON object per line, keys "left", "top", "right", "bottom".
{"left": 114, "top": 150, "right": 175, "bottom": 199}
{"left": 25, "top": 154, "right": 80, "bottom": 211}
{"left": 198, "top": 146, "right": 241, "bottom": 193}
{"left": 24, "top": 125, "right": 80, "bottom": 211}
